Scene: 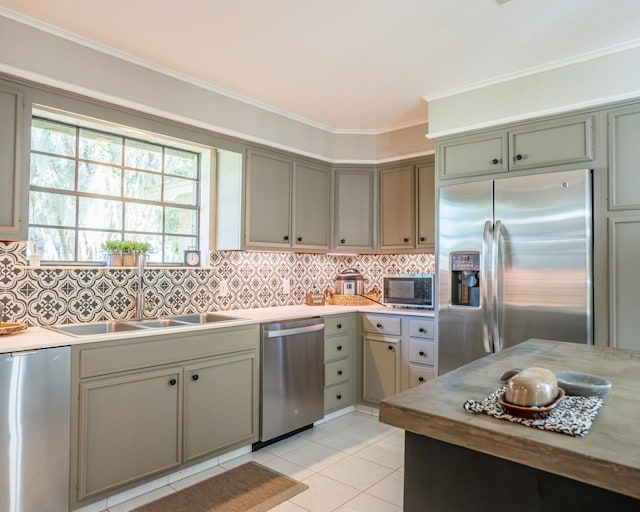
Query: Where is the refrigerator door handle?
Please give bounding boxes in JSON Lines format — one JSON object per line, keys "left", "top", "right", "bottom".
{"left": 492, "top": 220, "right": 503, "bottom": 352}
{"left": 481, "top": 220, "right": 493, "bottom": 353}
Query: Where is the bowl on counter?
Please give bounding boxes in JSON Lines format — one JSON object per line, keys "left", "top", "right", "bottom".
{"left": 555, "top": 371, "right": 612, "bottom": 397}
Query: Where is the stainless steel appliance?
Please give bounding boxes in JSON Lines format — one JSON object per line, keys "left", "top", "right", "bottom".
{"left": 382, "top": 273, "right": 434, "bottom": 309}
{"left": 334, "top": 268, "right": 366, "bottom": 295}
{"left": 1, "top": 346, "right": 70, "bottom": 512}
{"left": 438, "top": 169, "right": 593, "bottom": 375}
{"left": 260, "top": 317, "right": 324, "bottom": 442}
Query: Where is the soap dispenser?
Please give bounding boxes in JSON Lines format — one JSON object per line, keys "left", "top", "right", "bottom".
{"left": 28, "top": 242, "right": 41, "bottom": 267}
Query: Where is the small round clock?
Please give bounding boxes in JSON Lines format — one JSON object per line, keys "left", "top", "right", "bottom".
{"left": 184, "top": 249, "right": 201, "bottom": 267}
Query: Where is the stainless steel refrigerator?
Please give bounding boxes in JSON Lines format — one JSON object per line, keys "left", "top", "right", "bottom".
{"left": 437, "top": 169, "right": 593, "bottom": 375}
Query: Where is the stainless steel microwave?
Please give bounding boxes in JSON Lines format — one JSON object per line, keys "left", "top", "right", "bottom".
{"left": 382, "top": 273, "right": 434, "bottom": 309}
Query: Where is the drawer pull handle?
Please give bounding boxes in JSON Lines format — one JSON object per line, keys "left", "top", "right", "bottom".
{"left": 337, "top": 323, "right": 342, "bottom": 329}
{"left": 297, "top": 236, "right": 302, "bottom": 242}
{"left": 283, "top": 235, "right": 289, "bottom": 241}
{"left": 337, "top": 345, "right": 342, "bottom": 351}
{"left": 337, "top": 370, "right": 343, "bottom": 375}
{"left": 418, "top": 327, "right": 425, "bottom": 333}
{"left": 388, "top": 345, "right": 394, "bottom": 351}
{"left": 376, "top": 323, "right": 382, "bottom": 328}
{"left": 419, "top": 351, "right": 426, "bottom": 357}
{"left": 418, "top": 377, "right": 425, "bottom": 382}
{"left": 169, "top": 378, "right": 177, "bottom": 386}
{"left": 340, "top": 238, "right": 346, "bottom": 244}
{"left": 192, "top": 374, "right": 199, "bottom": 381}
{"left": 419, "top": 236, "right": 426, "bottom": 242}
{"left": 336, "top": 394, "right": 342, "bottom": 400}
{"left": 515, "top": 154, "right": 524, "bottom": 161}
{"left": 492, "top": 158, "right": 499, "bottom": 165}
{"left": 403, "top": 237, "right": 409, "bottom": 243}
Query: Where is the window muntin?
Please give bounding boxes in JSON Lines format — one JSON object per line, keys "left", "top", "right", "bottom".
{"left": 29, "top": 117, "right": 200, "bottom": 264}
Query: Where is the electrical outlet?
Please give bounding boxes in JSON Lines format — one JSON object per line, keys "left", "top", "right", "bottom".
{"left": 282, "top": 277, "right": 290, "bottom": 295}
{"left": 219, "top": 279, "right": 229, "bottom": 297}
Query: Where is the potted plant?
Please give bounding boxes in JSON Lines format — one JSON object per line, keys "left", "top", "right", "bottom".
{"left": 102, "top": 240, "right": 153, "bottom": 267}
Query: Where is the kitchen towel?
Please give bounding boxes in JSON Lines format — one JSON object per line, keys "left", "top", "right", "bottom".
{"left": 463, "top": 387, "right": 603, "bottom": 437}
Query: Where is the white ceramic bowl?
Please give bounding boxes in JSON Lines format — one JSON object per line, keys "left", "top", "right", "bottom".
{"left": 555, "top": 371, "right": 611, "bottom": 397}
{"left": 505, "top": 367, "right": 558, "bottom": 407}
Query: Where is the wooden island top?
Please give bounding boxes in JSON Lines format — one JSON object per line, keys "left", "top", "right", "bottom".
{"left": 379, "top": 339, "right": 640, "bottom": 499}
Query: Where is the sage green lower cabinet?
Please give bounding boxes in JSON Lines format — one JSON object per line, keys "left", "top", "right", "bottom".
{"left": 323, "top": 313, "right": 356, "bottom": 413}
{"left": 71, "top": 324, "right": 259, "bottom": 509}
{"left": 362, "top": 334, "right": 400, "bottom": 404}
{"left": 78, "top": 367, "right": 182, "bottom": 501}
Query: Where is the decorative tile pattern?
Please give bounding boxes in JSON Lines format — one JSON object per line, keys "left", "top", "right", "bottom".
{"left": 0, "top": 242, "right": 434, "bottom": 326}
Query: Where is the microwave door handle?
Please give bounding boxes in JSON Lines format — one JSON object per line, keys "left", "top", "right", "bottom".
{"left": 481, "top": 220, "right": 493, "bottom": 353}
{"left": 492, "top": 220, "right": 503, "bottom": 352}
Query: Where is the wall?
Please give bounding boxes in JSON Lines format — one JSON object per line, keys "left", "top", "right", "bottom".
{"left": 0, "top": 14, "right": 433, "bottom": 163}
{"left": 426, "top": 45, "right": 640, "bottom": 138}
{"left": 0, "top": 241, "right": 434, "bottom": 326}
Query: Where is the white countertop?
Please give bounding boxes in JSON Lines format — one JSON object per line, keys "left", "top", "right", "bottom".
{"left": 0, "top": 304, "right": 434, "bottom": 353}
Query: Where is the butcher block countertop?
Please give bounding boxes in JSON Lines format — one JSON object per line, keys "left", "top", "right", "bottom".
{"left": 379, "top": 339, "right": 640, "bottom": 499}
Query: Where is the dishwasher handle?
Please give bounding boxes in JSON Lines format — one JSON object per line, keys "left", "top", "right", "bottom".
{"left": 264, "top": 323, "right": 325, "bottom": 338}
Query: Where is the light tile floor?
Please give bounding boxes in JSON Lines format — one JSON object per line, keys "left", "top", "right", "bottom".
{"left": 110, "top": 410, "right": 404, "bottom": 512}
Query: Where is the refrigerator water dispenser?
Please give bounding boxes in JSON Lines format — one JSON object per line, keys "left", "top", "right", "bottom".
{"left": 450, "top": 252, "right": 480, "bottom": 307}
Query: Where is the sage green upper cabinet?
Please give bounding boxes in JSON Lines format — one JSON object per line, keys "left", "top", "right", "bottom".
{"left": 245, "top": 149, "right": 292, "bottom": 249}
{"left": 437, "top": 113, "right": 595, "bottom": 180}
{"left": 509, "top": 114, "right": 594, "bottom": 171}
{"left": 379, "top": 165, "right": 415, "bottom": 252}
{"left": 333, "top": 167, "right": 376, "bottom": 253}
{"left": 416, "top": 161, "right": 436, "bottom": 251}
{"left": 0, "top": 79, "right": 30, "bottom": 240}
{"left": 608, "top": 104, "right": 640, "bottom": 210}
{"left": 241, "top": 148, "right": 330, "bottom": 251}
{"left": 437, "top": 130, "right": 507, "bottom": 179}
{"left": 292, "top": 161, "right": 330, "bottom": 250}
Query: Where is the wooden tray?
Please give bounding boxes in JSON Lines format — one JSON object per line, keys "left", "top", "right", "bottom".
{"left": 0, "top": 322, "right": 28, "bottom": 335}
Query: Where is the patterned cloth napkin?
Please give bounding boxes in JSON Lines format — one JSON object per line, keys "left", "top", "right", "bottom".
{"left": 463, "top": 387, "right": 603, "bottom": 437}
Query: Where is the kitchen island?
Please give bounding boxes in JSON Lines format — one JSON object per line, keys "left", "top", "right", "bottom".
{"left": 379, "top": 339, "right": 639, "bottom": 511}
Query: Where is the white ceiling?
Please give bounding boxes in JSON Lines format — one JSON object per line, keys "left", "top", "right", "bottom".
{"left": 2, "top": 0, "right": 640, "bottom": 133}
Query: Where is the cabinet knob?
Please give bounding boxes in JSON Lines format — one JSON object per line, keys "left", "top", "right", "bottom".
{"left": 403, "top": 237, "right": 410, "bottom": 243}
{"left": 297, "top": 236, "right": 302, "bottom": 242}
{"left": 283, "top": 235, "right": 289, "bottom": 241}
{"left": 337, "top": 370, "right": 343, "bottom": 376}
{"left": 418, "top": 327, "right": 425, "bottom": 333}
{"left": 418, "top": 377, "right": 425, "bottom": 382}
{"left": 419, "top": 351, "right": 426, "bottom": 357}
{"left": 388, "top": 345, "right": 394, "bottom": 351}
{"left": 419, "top": 236, "right": 426, "bottom": 242}
{"left": 337, "top": 323, "right": 342, "bottom": 329}
{"left": 336, "top": 394, "right": 342, "bottom": 400}
{"left": 340, "top": 238, "right": 346, "bottom": 244}
{"left": 491, "top": 158, "right": 499, "bottom": 165}
{"left": 192, "top": 374, "right": 199, "bottom": 381}
{"left": 515, "top": 154, "right": 523, "bottom": 161}
{"left": 376, "top": 323, "right": 382, "bottom": 328}
{"left": 337, "top": 345, "right": 342, "bottom": 351}
{"left": 169, "top": 378, "right": 177, "bottom": 386}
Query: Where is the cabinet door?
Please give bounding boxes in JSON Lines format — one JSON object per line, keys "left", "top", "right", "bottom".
{"left": 437, "top": 131, "right": 507, "bottom": 179}
{"left": 78, "top": 367, "right": 182, "bottom": 500}
{"left": 608, "top": 217, "right": 640, "bottom": 351}
{"left": 245, "top": 149, "right": 292, "bottom": 248}
{"left": 362, "top": 335, "right": 400, "bottom": 404}
{"left": 292, "top": 161, "right": 330, "bottom": 250}
{"left": 608, "top": 105, "right": 640, "bottom": 210}
{"left": 0, "top": 80, "right": 30, "bottom": 240}
{"left": 379, "top": 166, "right": 415, "bottom": 251}
{"left": 333, "top": 168, "right": 375, "bottom": 251}
{"left": 416, "top": 161, "right": 435, "bottom": 250}
{"left": 184, "top": 351, "right": 257, "bottom": 461}
{"left": 509, "top": 114, "right": 594, "bottom": 171}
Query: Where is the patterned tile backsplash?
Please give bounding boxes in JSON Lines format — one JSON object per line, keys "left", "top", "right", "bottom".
{"left": 0, "top": 242, "right": 434, "bottom": 326}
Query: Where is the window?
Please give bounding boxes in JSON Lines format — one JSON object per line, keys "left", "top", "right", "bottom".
{"left": 29, "top": 116, "right": 201, "bottom": 264}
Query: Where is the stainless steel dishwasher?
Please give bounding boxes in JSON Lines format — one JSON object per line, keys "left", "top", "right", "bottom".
{"left": 0, "top": 346, "right": 70, "bottom": 512}
{"left": 260, "top": 317, "right": 324, "bottom": 443}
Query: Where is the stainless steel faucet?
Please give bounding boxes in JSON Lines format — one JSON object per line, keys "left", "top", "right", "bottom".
{"left": 135, "top": 254, "right": 146, "bottom": 320}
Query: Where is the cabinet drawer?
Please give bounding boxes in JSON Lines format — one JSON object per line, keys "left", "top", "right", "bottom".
{"left": 324, "top": 315, "right": 352, "bottom": 336}
{"left": 324, "top": 334, "right": 350, "bottom": 361}
{"left": 362, "top": 314, "right": 401, "bottom": 335}
{"left": 324, "top": 382, "right": 350, "bottom": 411}
{"left": 409, "top": 339, "right": 436, "bottom": 364}
{"left": 509, "top": 115, "right": 594, "bottom": 171}
{"left": 325, "top": 359, "right": 350, "bottom": 387}
{"left": 408, "top": 318, "right": 434, "bottom": 339}
{"left": 408, "top": 364, "right": 435, "bottom": 387}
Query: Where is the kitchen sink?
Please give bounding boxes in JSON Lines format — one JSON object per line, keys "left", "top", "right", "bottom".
{"left": 130, "top": 318, "right": 190, "bottom": 328}
{"left": 46, "top": 321, "right": 146, "bottom": 336}
{"left": 168, "top": 313, "right": 244, "bottom": 324}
